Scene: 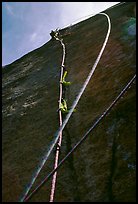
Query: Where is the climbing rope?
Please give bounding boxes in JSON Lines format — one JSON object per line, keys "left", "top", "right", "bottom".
{"left": 20, "top": 12, "right": 111, "bottom": 202}
{"left": 49, "top": 36, "right": 65, "bottom": 202}
{"left": 20, "top": 34, "right": 65, "bottom": 202}
{"left": 23, "top": 74, "right": 136, "bottom": 202}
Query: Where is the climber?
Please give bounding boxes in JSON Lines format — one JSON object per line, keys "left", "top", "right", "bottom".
{"left": 50, "top": 28, "right": 60, "bottom": 40}
{"left": 50, "top": 30, "right": 55, "bottom": 39}
{"left": 60, "top": 71, "right": 71, "bottom": 86}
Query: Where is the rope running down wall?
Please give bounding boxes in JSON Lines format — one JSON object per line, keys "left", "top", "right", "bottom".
{"left": 49, "top": 37, "right": 66, "bottom": 202}
{"left": 20, "top": 12, "right": 111, "bottom": 202}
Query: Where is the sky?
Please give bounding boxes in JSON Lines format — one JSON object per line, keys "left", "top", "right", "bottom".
{"left": 2, "top": 2, "right": 120, "bottom": 66}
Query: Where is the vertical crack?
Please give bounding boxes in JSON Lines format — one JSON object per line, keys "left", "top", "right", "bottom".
{"left": 108, "top": 134, "right": 117, "bottom": 202}
{"left": 64, "top": 127, "right": 81, "bottom": 202}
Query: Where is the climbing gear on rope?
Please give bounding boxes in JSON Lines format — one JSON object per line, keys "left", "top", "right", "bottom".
{"left": 58, "top": 98, "right": 76, "bottom": 114}
{"left": 59, "top": 98, "right": 69, "bottom": 114}
{"left": 60, "top": 71, "right": 71, "bottom": 86}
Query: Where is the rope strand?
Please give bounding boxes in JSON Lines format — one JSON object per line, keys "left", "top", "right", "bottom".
{"left": 49, "top": 37, "right": 65, "bottom": 202}
{"left": 20, "top": 37, "right": 65, "bottom": 203}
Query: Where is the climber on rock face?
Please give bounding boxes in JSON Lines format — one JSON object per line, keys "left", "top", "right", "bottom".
{"left": 50, "top": 28, "right": 60, "bottom": 40}
{"left": 50, "top": 30, "right": 55, "bottom": 38}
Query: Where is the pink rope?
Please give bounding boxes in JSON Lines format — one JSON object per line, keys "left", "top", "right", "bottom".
{"left": 49, "top": 38, "right": 65, "bottom": 202}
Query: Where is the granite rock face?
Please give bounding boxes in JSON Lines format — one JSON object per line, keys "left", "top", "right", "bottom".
{"left": 2, "top": 2, "right": 136, "bottom": 202}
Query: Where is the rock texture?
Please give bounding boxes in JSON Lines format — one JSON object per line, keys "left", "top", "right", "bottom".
{"left": 2, "top": 2, "right": 136, "bottom": 202}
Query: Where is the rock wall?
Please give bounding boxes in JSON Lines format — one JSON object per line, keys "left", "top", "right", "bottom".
{"left": 2, "top": 2, "right": 136, "bottom": 202}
